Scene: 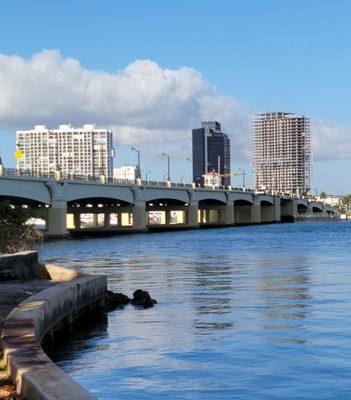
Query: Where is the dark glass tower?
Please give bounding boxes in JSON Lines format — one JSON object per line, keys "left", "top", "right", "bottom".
{"left": 192, "top": 121, "right": 231, "bottom": 186}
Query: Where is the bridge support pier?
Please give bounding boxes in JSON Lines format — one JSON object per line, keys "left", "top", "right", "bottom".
{"left": 223, "top": 201, "right": 235, "bottom": 225}
{"left": 73, "top": 213, "right": 81, "bottom": 230}
{"left": 133, "top": 203, "right": 147, "bottom": 231}
{"left": 274, "top": 197, "right": 281, "bottom": 222}
{"left": 165, "top": 210, "right": 172, "bottom": 226}
{"left": 281, "top": 200, "right": 297, "bottom": 222}
{"left": 187, "top": 203, "right": 200, "bottom": 228}
{"left": 93, "top": 213, "right": 99, "bottom": 227}
{"left": 251, "top": 200, "right": 261, "bottom": 224}
{"left": 47, "top": 200, "right": 68, "bottom": 238}
{"left": 104, "top": 213, "right": 111, "bottom": 229}
{"left": 205, "top": 209, "right": 211, "bottom": 223}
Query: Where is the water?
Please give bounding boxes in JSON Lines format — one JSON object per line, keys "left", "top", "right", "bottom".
{"left": 39, "top": 222, "right": 351, "bottom": 399}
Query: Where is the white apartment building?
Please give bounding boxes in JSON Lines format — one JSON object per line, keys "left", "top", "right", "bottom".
{"left": 16, "top": 124, "right": 114, "bottom": 178}
{"left": 253, "top": 112, "right": 311, "bottom": 193}
{"left": 113, "top": 165, "right": 139, "bottom": 181}
{"left": 316, "top": 195, "right": 342, "bottom": 208}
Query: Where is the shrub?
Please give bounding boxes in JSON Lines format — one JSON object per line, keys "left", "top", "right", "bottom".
{"left": 0, "top": 201, "right": 43, "bottom": 254}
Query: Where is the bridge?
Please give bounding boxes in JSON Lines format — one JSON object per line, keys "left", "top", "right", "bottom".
{"left": 0, "top": 169, "right": 340, "bottom": 238}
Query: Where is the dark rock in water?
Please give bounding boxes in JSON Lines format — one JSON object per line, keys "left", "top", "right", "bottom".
{"left": 131, "top": 289, "right": 157, "bottom": 309}
{"left": 106, "top": 290, "right": 130, "bottom": 310}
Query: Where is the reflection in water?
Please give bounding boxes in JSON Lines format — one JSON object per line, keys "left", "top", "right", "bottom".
{"left": 192, "top": 261, "right": 234, "bottom": 332}
{"left": 40, "top": 222, "right": 351, "bottom": 400}
{"left": 253, "top": 255, "right": 311, "bottom": 338}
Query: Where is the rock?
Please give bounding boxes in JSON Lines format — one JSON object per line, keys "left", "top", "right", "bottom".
{"left": 131, "top": 289, "right": 157, "bottom": 309}
{"left": 106, "top": 290, "right": 130, "bottom": 310}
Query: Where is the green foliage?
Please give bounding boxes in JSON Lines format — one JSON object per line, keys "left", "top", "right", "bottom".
{"left": 0, "top": 201, "right": 42, "bottom": 254}
{"left": 0, "top": 201, "right": 28, "bottom": 225}
{"left": 342, "top": 194, "right": 351, "bottom": 205}
{"left": 319, "top": 191, "right": 327, "bottom": 199}
{"left": 300, "top": 188, "right": 310, "bottom": 197}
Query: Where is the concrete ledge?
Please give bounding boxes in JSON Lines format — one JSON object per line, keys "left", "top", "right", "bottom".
{"left": 0, "top": 251, "right": 40, "bottom": 281}
{"left": 1, "top": 265, "right": 107, "bottom": 400}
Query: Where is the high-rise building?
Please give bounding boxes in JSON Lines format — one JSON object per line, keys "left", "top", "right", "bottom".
{"left": 192, "top": 121, "right": 231, "bottom": 186}
{"left": 16, "top": 124, "right": 114, "bottom": 178}
{"left": 253, "top": 112, "right": 311, "bottom": 193}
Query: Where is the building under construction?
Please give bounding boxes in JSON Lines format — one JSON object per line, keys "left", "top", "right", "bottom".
{"left": 253, "top": 112, "right": 311, "bottom": 194}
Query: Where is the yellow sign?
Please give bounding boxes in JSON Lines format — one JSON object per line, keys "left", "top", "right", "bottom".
{"left": 14, "top": 149, "right": 23, "bottom": 159}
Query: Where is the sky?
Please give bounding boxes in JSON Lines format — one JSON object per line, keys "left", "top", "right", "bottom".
{"left": 0, "top": 0, "right": 350, "bottom": 193}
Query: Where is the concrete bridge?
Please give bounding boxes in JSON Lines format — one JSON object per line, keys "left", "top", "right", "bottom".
{"left": 0, "top": 169, "right": 339, "bottom": 238}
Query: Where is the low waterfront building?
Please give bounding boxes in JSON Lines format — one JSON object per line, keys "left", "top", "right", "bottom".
{"left": 316, "top": 195, "right": 342, "bottom": 208}
{"left": 113, "top": 165, "right": 139, "bottom": 181}
{"left": 202, "top": 172, "right": 222, "bottom": 187}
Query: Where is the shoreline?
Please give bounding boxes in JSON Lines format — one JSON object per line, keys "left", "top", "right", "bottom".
{"left": 0, "top": 252, "right": 107, "bottom": 400}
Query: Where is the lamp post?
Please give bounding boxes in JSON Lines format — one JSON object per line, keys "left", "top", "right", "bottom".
{"left": 131, "top": 147, "right": 141, "bottom": 178}
{"left": 239, "top": 168, "right": 246, "bottom": 188}
{"left": 162, "top": 152, "right": 170, "bottom": 181}
{"left": 145, "top": 170, "right": 151, "bottom": 181}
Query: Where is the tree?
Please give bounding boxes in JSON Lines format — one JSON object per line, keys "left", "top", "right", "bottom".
{"left": 342, "top": 194, "right": 351, "bottom": 206}
{"left": 300, "top": 188, "right": 310, "bottom": 197}
{"left": 319, "top": 191, "right": 327, "bottom": 199}
{"left": 0, "top": 201, "right": 42, "bottom": 254}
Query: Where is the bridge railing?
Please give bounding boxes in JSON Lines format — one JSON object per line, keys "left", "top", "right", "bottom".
{"left": 297, "top": 212, "right": 338, "bottom": 219}
{"left": 3, "top": 168, "right": 57, "bottom": 179}
{"left": 1, "top": 168, "right": 258, "bottom": 193}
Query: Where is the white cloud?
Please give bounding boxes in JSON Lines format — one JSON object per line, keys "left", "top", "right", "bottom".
{"left": 311, "top": 120, "right": 351, "bottom": 160}
{"left": 0, "top": 49, "right": 252, "bottom": 162}
{"left": 0, "top": 49, "right": 350, "bottom": 163}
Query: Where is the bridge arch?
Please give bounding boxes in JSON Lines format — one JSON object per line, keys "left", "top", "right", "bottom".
{"left": 143, "top": 190, "right": 189, "bottom": 204}
{"left": 0, "top": 178, "right": 52, "bottom": 205}
{"left": 64, "top": 184, "right": 135, "bottom": 205}
{"left": 309, "top": 202, "right": 324, "bottom": 212}
{"left": 297, "top": 203, "right": 308, "bottom": 213}
{"left": 256, "top": 194, "right": 274, "bottom": 205}
{"left": 195, "top": 191, "right": 227, "bottom": 204}
{"left": 296, "top": 199, "right": 308, "bottom": 209}
{"left": 229, "top": 192, "right": 254, "bottom": 204}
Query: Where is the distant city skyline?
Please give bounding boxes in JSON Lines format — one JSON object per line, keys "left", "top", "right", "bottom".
{"left": 0, "top": 1, "right": 350, "bottom": 193}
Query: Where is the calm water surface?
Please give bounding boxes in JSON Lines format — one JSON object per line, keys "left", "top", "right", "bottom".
{"left": 40, "top": 222, "right": 351, "bottom": 399}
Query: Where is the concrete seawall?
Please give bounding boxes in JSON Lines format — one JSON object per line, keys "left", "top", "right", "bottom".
{"left": 0, "top": 252, "right": 107, "bottom": 400}
{"left": 0, "top": 251, "right": 41, "bottom": 281}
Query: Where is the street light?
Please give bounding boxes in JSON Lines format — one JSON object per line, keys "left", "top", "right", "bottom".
{"left": 162, "top": 152, "right": 170, "bottom": 181}
{"left": 239, "top": 168, "right": 246, "bottom": 188}
{"left": 131, "top": 147, "right": 141, "bottom": 178}
{"left": 145, "top": 170, "right": 151, "bottom": 181}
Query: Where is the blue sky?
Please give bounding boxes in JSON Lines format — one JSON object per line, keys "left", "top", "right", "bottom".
{"left": 0, "top": 0, "right": 350, "bottom": 193}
